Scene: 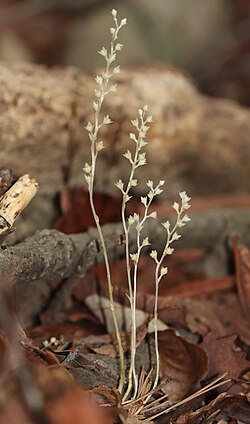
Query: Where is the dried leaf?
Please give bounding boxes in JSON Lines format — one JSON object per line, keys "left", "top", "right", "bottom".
{"left": 55, "top": 187, "right": 138, "bottom": 234}
{"left": 201, "top": 333, "right": 250, "bottom": 384}
{"left": 158, "top": 329, "right": 209, "bottom": 401}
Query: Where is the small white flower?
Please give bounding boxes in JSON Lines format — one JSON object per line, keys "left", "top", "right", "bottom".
{"left": 85, "top": 122, "right": 93, "bottom": 132}
{"left": 113, "top": 66, "right": 120, "bottom": 74}
{"left": 172, "top": 232, "right": 181, "bottom": 241}
{"left": 146, "top": 115, "right": 154, "bottom": 123}
{"left": 172, "top": 202, "right": 180, "bottom": 213}
{"left": 125, "top": 194, "right": 132, "bottom": 203}
{"left": 148, "top": 191, "right": 154, "bottom": 201}
{"left": 146, "top": 180, "right": 154, "bottom": 189}
{"left": 130, "top": 133, "right": 137, "bottom": 142}
{"left": 103, "top": 115, "right": 112, "bottom": 125}
{"left": 176, "top": 219, "right": 185, "bottom": 228}
{"left": 95, "top": 75, "right": 103, "bottom": 85}
{"left": 123, "top": 150, "right": 132, "bottom": 163}
{"left": 179, "top": 191, "right": 191, "bottom": 209}
{"left": 149, "top": 211, "right": 157, "bottom": 219}
{"left": 83, "top": 163, "right": 92, "bottom": 174}
{"left": 142, "top": 237, "right": 150, "bottom": 247}
{"left": 160, "top": 266, "right": 168, "bottom": 278}
{"left": 133, "top": 213, "right": 140, "bottom": 221}
{"left": 131, "top": 118, "right": 139, "bottom": 127}
{"left": 98, "top": 47, "right": 108, "bottom": 57}
{"left": 141, "top": 196, "right": 147, "bottom": 206}
{"left": 130, "top": 253, "right": 138, "bottom": 263}
{"left": 109, "top": 84, "right": 117, "bottom": 92}
{"left": 110, "top": 27, "right": 116, "bottom": 35}
{"left": 182, "top": 214, "right": 191, "bottom": 223}
{"left": 138, "top": 152, "right": 146, "bottom": 162}
{"left": 150, "top": 250, "right": 158, "bottom": 260}
{"left": 115, "top": 179, "right": 124, "bottom": 191}
{"left": 162, "top": 221, "right": 170, "bottom": 231}
{"left": 96, "top": 141, "right": 104, "bottom": 152}
{"left": 129, "top": 179, "right": 137, "bottom": 187}
{"left": 140, "top": 140, "right": 148, "bottom": 148}
{"left": 165, "top": 247, "right": 174, "bottom": 255}
{"left": 143, "top": 105, "right": 148, "bottom": 112}
{"left": 94, "top": 89, "right": 101, "bottom": 98}
{"left": 155, "top": 188, "right": 163, "bottom": 196}
{"left": 128, "top": 215, "right": 135, "bottom": 226}
{"left": 111, "top": 9, "right": 117, "bottom": 18}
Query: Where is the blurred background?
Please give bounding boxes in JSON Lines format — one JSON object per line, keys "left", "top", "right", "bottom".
{"left": 0, "top": 0, "right": 249, "bottom": 105}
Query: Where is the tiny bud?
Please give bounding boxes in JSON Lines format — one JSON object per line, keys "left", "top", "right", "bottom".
{"left": 120, "top": 18, "right": 127, "bottom": 26}
{"left": 115, "top": 43, "right": 123, "bottom": 51}
{"left": 130, "top": 133, "right": 137, "bottom": 142}
{"left": 111, "top": 9, "right": 117, "bottom": 17}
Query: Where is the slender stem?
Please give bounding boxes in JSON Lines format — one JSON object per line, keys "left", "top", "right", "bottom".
{"left": 88, "top": 189, "right": 125, "bottom": 390}
{"left": 122, "top": 116, "right": 147, "bottom": 401}
{"left": 85, "top": 14, "right": 127, "bottom": 392}
{"left": 152, "top": 207, "right": 183, "bottom": 390}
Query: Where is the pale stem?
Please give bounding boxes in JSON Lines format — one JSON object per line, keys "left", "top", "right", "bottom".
{"left": 122, "top": 115, "right": 148, "bottom": 400}
{"left": 152, "top": 207, "right": 183, "bottom": 390}
{"left": 126, "top": 200, "right": 151, "bottom": 400}
{"left": 87, "top": 19, "right": 126, "bottom": 392}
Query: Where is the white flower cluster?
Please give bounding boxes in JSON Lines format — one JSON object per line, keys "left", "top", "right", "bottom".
{"left": 149, "top": 191, "right": 191, "bottom": 282}
{"left": 83, "top": 9, "right": 127, "bottom": 189}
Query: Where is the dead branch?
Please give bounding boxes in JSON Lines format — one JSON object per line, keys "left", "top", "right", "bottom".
{"left": 0, "top": 174, "right": 38, "bottom": 244}
{"left": 1, "top": 206, "right": 250, "bottom": 288}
